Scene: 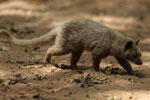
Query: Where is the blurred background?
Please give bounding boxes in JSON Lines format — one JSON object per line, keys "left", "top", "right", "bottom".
{"left": 0, "top": 0, "right": 150, "bottom": 48}
{"left": 0, "top": 0, "right": 149, "bottom": 52}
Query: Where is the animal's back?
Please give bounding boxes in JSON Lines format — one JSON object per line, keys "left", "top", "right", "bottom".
{"left": 61, "top": 18, "right": 114, "bottom": 52}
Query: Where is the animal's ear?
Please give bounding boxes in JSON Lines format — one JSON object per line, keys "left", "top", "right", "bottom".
{"left": 135, "top": 40, "right": 140, "bottom": 46}
{"left": 124, "top": 41, "right": 133, "bottom": 52}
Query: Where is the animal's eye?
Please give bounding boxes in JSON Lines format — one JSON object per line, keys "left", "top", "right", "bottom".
{"left": 132, "top": 53, "right": 137, "bottom": 58}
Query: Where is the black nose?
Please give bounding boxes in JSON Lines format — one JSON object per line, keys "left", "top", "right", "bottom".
{"left": 137, "top": 61, "right": 143, "bottom": 65}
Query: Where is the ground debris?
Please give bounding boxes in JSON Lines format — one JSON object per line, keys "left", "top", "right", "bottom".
{"left": 104, "top": 66, "right": 122, "bottom": 75}
{"left": 25, "top": 64, "right": 46, "bottom": 69}
{"left": 33, "top": 74, "right": 48, "bottom": 81}
{"left": 6, "top": 60, "right": 45, "bottom": 66}
{"left": 54, "top": 64, "right": 71, "bottom": 69}
{"left": 127, "top": 78, "right": 136, "bottom": 83}
{"left": 74, "top": 74, "right": 111, "bottom": 88}
{"left": 64, "top": 92, "right": 72, "bottom": 97}
{"left": 6, "top": 60, "right": 25, "bottom": 64}
{"left": 8, "top": 74, "right": 27, "bottom": 85}
{"left": 33, "top": 94, "right": 40, "bottom": 98}
{"left": 0, "top": 74, "right": 27, "bottom": 85}
{"left": 86, "top": 94, "right": 93, "bottom": 99}
{"left": 0, "top": 46, "right": 9, "bottom": 51}
{"left": 107, "top": 95, "right": 122, "bottom": 100}
{"left": 50, "top": 85, "right": 69, "bottom": 93}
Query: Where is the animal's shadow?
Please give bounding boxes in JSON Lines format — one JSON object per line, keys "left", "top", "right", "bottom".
{"left": 53, "top": 64, "right": 146, "bottom": 78}
{"left": 6, "top": 60, "right": 146, "bottom": 78}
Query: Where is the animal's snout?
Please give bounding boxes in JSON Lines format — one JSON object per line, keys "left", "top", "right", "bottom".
{"left": 137, "top": 59, "right": 143, "bottom": 65}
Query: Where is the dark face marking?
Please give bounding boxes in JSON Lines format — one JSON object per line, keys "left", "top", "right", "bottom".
{"left": 124, "top": 41, "right": 143, "bottom": 65}
{"left": 124, "top": 41, "right": 133, "bottom": 52}
{"left": 128, "top": 48, "right": 142, "bottom": 65}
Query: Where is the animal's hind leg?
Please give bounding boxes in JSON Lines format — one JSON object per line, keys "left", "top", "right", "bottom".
{"left": 44, "top": 46, "right": 69, "bottom": 63}
{"left": 44, "top": 30, "right": 69, "bottom": 63}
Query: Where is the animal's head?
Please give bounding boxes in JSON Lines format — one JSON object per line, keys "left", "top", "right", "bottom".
{"left": 123, "top": 40, "right": 143, "bottom": 65}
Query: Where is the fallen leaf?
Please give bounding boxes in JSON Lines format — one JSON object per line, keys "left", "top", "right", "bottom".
{"left": 86, "top": 94, "right": 92, "bottom": 99}
{"left": 107, "top": 95, "right": 121, "bottom": 100}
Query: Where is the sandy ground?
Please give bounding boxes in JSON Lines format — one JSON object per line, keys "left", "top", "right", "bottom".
{"left": 0, "top": 0, "right": 150, "bottom": 100}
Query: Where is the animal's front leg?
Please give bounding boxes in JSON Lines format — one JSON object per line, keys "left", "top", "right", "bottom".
{"left": 92, "top": 54, "right": 101, "bottom": 71}
{"left": 70, "top": 50, "right": 83, "bottom": 69}
{"left": 115, "top": 57, "right": 133, "bottom": 75}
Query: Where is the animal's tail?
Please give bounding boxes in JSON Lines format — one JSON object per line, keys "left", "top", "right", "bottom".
{"left": 0, "top": 29, "right": 57, "bottom": 47}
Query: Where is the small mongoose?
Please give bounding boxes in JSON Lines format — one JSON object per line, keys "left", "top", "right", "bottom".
{"left": 0, "top": 18, "right": 142, "bottom": 74}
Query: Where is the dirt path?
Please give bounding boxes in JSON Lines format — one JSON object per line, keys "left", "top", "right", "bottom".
{"left": 0, "top": 0, "right": 150, "bottom": 100}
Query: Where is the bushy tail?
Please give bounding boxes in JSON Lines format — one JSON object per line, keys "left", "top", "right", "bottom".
{"left": 0, "top": 29, "right": 57, "bottom": 47}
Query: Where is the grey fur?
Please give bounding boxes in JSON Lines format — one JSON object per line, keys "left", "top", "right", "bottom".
{"left": 0, "top": 18, "right": 142, "bottom": 74}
